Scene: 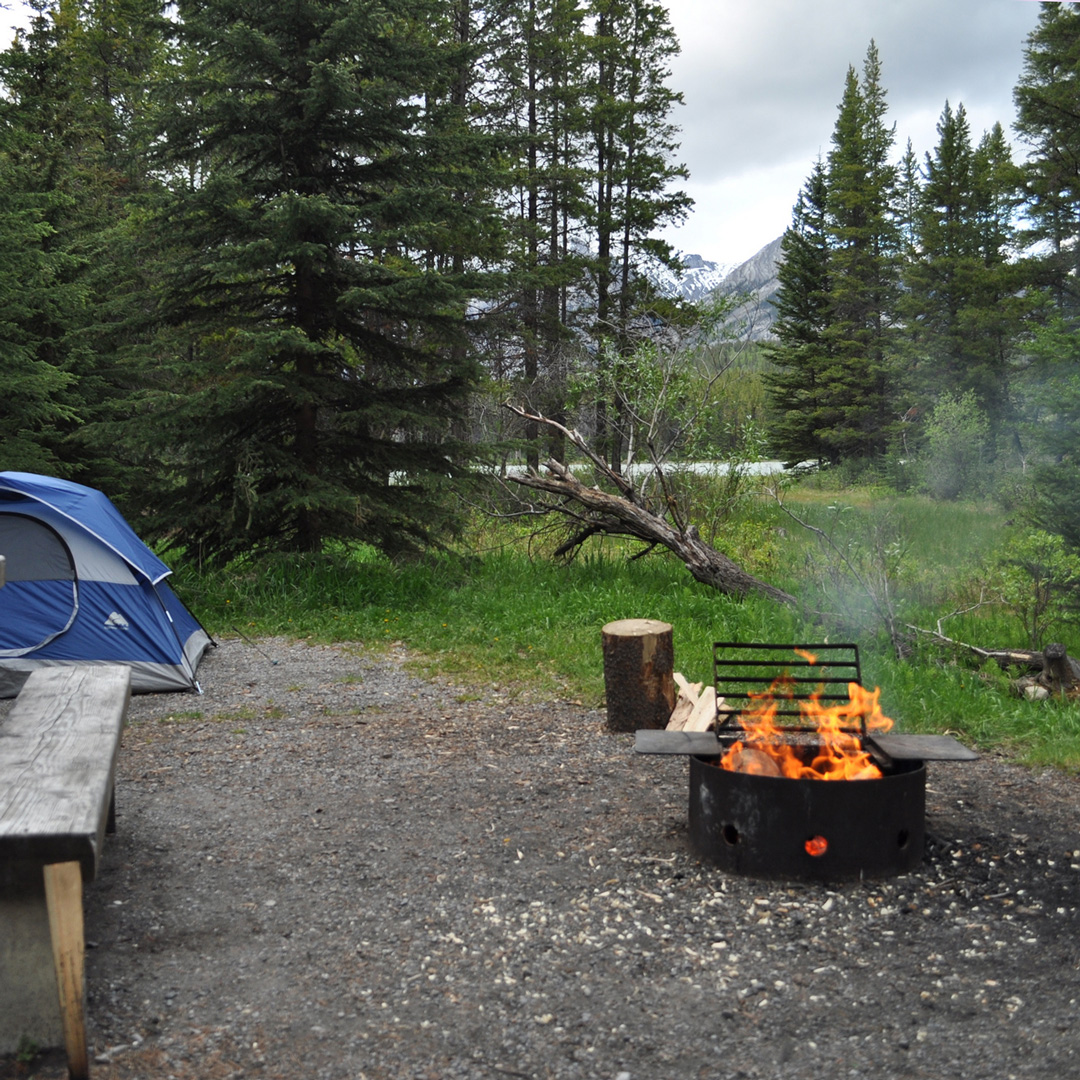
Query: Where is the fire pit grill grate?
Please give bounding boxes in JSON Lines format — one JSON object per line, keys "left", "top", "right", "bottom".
{"left": 713, "top": 641, "right": 867, "bottom": 739}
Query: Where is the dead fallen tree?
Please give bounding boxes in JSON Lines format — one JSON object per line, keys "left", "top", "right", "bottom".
{"left": 502, "top": 404, "right": 796, "bottom": 606}
{"left": 908, "top": 621, "right": 1080, "bottom": 699}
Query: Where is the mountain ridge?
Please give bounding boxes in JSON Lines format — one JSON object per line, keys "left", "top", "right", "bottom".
{"left": 652, "top": 235, "right": 783, "bottom": 339}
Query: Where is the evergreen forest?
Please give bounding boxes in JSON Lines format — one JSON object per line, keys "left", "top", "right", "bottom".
{"left": 2, "top": 0, "right": 1080, "bottom": 578}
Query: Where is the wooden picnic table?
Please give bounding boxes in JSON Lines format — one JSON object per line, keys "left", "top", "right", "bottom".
{"left": 0, "top": 664, "right": 131, "bottom": 1079}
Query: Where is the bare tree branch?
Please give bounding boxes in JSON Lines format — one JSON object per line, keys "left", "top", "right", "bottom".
{"left": 501, "top": 404, "right": 796, "bottom": 605}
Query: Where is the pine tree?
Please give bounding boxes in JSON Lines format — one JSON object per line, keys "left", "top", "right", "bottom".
{"left": 490, "top": 0, "right": 593, "bottom": 467}
{"left": 899, "top": 105, "right": 1022, "bottom": 427}
{"left": 129, "top": 0, "right": 504, "bottom": 563}
{"left": 477, "top": 0, "right": 690, "bottom": 471}
{"left": 900, "top": 102, "right": 979, "bottom": 408}
{"left": 817, "top": 43, "right": 900, "bottom": 462}
{"left": 762, "top": 160, "right": 835, "bottom": 465}
{"left": 0, "top": 0, "right": 168, "bottom": 483}
{"left": 1014, "top": 2, "right": 1080, "bottom": 311}
{"left": 585, "top": 0, "right": 691, "bottom": 468}
{"left": 0, "top": 131, "right": 80, "bottom": 472}
{"left": 0, "top": 2, "right": 100, "bottom": 475}
{"left": 1014, "top": 7, "right": 1080, "bottom": 546}
{"left": 966, "top": 121, "right": 1025, "bottom": 421}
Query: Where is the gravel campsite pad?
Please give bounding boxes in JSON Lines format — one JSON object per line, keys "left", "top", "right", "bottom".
{"left": 4, "top": 637, "right": 1080, "bottom": 1080}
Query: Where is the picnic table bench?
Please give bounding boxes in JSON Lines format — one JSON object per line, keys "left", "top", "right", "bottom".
{"left": 0, "top": 665, "right": 131, "bottom": 1079}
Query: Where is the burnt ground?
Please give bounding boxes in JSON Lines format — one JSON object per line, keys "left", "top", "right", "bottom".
{"left": 4, "top": 637, "right": 1080, "bottom": 1080}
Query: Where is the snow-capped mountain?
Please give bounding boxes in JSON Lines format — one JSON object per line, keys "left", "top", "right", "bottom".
{"left": 652, "top": 236, "right": 783, "bottom": 340}
{"left": 648, "top": 252, "right": 730, "bottom": 303}
{"left": 711, "top": 235, "right": 783, "bottom": 340}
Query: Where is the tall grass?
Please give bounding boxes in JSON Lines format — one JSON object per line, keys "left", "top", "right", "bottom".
{"left": 170, "top": 479, "right": 1080, "bottom": 770}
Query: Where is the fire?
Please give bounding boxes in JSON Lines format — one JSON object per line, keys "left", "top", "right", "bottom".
{"left": 718, "top": 664, "right": 893, "bottom": 781}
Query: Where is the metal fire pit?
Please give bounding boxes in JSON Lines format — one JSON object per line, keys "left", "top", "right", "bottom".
{"left": 635, "top": 642, "right": 977, "bottom": 881}
{"left": 688, "top": 751, "right": 926, "bottom": 880}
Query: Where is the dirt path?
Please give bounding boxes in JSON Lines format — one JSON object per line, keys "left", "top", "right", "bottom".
{"left": 5, "top": 638, "right": 1080, "bottom": 1079}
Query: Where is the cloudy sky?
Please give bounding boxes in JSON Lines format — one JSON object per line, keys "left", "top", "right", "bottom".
{"left": 661, "top": 0, "right": 1043, "bottom": 268}
{"left": 0, "top": 0, "right": 1045, "bottom": 269}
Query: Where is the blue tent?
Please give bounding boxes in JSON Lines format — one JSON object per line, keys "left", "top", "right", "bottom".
{"left": 0, "top": 472, "right": 212, "bottom": 696}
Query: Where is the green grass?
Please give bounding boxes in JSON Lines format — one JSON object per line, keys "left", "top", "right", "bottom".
{"left": 180, "top": 540, "right": 806, "bottom": 702}
{"left": 169, "top": 479, "right": 1080, "bottom": 771}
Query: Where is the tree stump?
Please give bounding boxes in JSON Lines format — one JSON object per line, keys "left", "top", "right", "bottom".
{"left": 601, "top": 619, "right": 675, "bottom": 732}
{"left": 1042, "top": 643, "right": 1077, "bottom": 696}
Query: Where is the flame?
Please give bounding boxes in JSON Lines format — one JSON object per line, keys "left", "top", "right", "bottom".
{"left": 718, "top": 661, "right": 893, "bottom": 781}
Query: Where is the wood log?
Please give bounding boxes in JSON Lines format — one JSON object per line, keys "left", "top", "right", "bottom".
{"left": 602, "top": 619, "right": 675, "bottom": 732}
{"left": 503, "top": 405, "right": 796, "bottom": 606}
{"left": 666, "top": 673, "right": 702, "bottom": 731}
{"left": 682, "top": 686, "right": 719, "bottom": 732}
{"left": 727, "top": 747, "right": 781, "bottom": 776}
{"left": 906, "top": 624, "right": 1080, "bottom": 690}
{"left": 1042, "top": 643, "right": 1077, "bottom": 696}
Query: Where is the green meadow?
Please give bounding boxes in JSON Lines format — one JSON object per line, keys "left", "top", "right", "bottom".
{"left": 172, "top": 476, "right": 1080, "bottom": 771}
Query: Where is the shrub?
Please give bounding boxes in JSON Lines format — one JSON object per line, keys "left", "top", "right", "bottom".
{"left": 988, "top": 529, "right": 1080, "bottom": 649}
{"left": 922, "top": 391, "right": 992, "bottom": 500}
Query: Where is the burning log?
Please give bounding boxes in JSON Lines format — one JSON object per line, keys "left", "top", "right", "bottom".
{"left": 717, "top": 675, "right": 893, "bottom": 782}
{"left": 725, "top": 746, "right": 781, "bottom": 776}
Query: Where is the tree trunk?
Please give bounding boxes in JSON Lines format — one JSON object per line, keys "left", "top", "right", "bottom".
{"left": 1043, "top": 642, "right": 1077, "bottom": 695}
{"left": 503, "top": 404, "right": 797, "bottom": 606}
{"left": 602, "top": 619, "right": 675, "bottom": 732}
{"left": 510, "top": 458, "right": 795, "bottom": 604}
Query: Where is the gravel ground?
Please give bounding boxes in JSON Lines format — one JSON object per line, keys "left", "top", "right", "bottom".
{"left": 4, "top": 636, "right": 1080, "bottom": 1080}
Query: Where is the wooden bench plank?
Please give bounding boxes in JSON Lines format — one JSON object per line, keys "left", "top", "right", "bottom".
{"left": 0, "top": 666, "right": 131, "bottom": 881}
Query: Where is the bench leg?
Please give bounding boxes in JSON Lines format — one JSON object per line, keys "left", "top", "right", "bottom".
{"left": 42, "top": 862, "right": 88, "bottom": 1080}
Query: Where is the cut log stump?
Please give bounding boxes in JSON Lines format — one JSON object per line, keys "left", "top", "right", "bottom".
{"left": 1043, "top": 643, "right": 1077, "bottom": 696}
{"left": 602, "top": 619, "right": 675, "bottom": 732}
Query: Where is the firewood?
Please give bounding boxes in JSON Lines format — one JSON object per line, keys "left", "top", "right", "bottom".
{"left": 683, "top": 686, "right": 719, "bottom": 732}
{"left": 673, "top": 672, "right": 699, "bottom": 696}
{"left": 667, "top": 672, "right": 702, "bottom": 731}
{"left": 727, "top": 747, "right": 781, "bottom": 776}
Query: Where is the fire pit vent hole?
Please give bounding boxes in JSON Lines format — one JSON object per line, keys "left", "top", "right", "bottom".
{"left": 897, "top": 829, "right": 910, "bottom": 849}
{"left": 721, "top": 824, "right": 739, "bottom": 846}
